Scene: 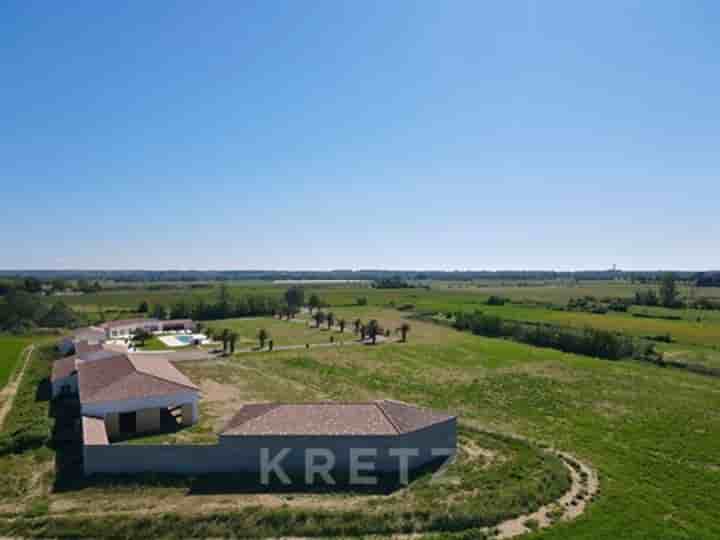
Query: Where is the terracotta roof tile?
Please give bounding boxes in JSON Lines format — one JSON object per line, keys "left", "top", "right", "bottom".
{"left": 75, "top": 341, "right": 103, "bottom": 355}
{"left": 377, "top": 399, "right": 455, "bottom": 433}
{"left": 51, "top": 356, "right": 77, "bottom": 382}
{"left": 102, "top": 318, "right": 159, "bottom": 329}
{"left": 78, "top": 354, "right": 198, "bottom": 404}
{"left": 221, "top": 400, "right": 454, "bottom": 436}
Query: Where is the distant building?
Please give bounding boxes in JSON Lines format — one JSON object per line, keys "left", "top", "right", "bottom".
{"left": 58, "top": 318, "right": 197, "bottom": 354}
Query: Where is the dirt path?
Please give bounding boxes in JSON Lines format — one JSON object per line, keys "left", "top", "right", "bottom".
{"left": 493, "top": 450, "right": 599, "bottom": 538}
{"left": 29, "top": 436, "right": 598, "bottom": 540}
{"left": 0, "top": 345, "right": 34, "bottom": 429}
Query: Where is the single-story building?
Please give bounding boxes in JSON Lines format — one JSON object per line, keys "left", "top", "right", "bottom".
{"left": 78, "top": 353, "right": 199, "bottom": 439}
{"left": 82, "top": 400, "right": 457, "bottom": 479}
{"left": 101, "top": 318, "right": 196, "bottom": 338}
{"left": 58, "top": 319, "right": 198, "bottom": 354}
{"left": 219, "top": 400, "right": 457, "bottom": 473}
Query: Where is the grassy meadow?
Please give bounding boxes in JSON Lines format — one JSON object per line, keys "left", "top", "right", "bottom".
{"left": 0, "top": 337, "right": 33, "bottom": 389}
{"left": 2, "top": 280, "right": 720, "bottom": 538}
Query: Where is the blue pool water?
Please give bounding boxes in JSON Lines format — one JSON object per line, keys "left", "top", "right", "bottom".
{"left": 175, "top": 335, "right": 193, "bottom": 344}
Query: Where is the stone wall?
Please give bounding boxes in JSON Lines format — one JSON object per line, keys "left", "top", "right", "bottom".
{"left": 82, "top": 418, "right": 457, "bottom": 478}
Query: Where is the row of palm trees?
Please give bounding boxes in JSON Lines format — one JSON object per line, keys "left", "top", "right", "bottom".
{"left": 308, "top": 311, "right": 410, "bottom": 345}
{"left": 206, "top": 327, "right": 272, "bottom": 354}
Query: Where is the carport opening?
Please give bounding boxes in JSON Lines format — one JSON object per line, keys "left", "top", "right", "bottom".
{"left": 118, "top": 412, "right": 136, "bottom": 433}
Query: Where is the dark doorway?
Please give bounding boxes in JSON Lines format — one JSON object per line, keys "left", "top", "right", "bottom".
{"left": 118, "top": 412, "right": 136, "bottom": 433}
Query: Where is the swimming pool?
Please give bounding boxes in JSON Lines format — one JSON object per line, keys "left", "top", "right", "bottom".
{"left": 175, "top": 335, "right": 193, "bottom": 344}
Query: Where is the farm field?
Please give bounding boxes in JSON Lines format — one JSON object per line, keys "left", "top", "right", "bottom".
{"left": 2, "top": 283, "right": 720, "bottom": 538}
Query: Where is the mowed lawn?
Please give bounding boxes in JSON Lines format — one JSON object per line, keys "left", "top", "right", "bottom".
{"left": 204, "top": 316, "right": 358, "bottom": 347}
{"left": 0, "top": 337, "right": 32, "bottom": 389}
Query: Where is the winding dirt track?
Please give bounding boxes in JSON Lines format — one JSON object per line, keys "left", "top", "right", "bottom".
{"left": 493, "top": 450, "right": 598, "bottom": 538}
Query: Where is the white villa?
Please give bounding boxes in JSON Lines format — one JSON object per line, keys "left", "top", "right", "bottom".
{"left": 52, "top": 347, "right": 199, "bottom": 438}
{"left": 59, "top": 318, "right": 196, "bottom": 354}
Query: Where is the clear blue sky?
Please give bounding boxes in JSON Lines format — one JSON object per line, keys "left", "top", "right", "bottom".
{"left": 1, "top": 1, "right": 717, "bottom": 271}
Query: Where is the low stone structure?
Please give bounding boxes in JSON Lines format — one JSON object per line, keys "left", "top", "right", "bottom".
{"left": 82, "top": 400, "right": 457, "bottom": 480}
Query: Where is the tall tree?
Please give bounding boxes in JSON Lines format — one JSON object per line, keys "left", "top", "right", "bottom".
{"left": 137, "top": 300, "right": 149, "bottom": 313}
{"left": 258, "top": 328, "right": 269, "bottom": 349}
{"left": 218, "top": 283, "right": 232, "bottom": 318}
{"left": 308, "top": 294, "right": 321, "bottom": 314}
{"left": 399, "top": 322, "right": 411, "bottom": 342}
{"left": 284, "top": 286, "right": 305, "bottom": 310}
{"left": 51, "top": 278, "right": 67, "bottom": 292}
{"left": 229, "top": 332, "right": 239, "bottom": 354}
{"left": 367, "top": 319, "right": 379, "bottom": 345}
{"left": 151, "top": 304, "right": 167, "bottom": 319}
{"left": 338, "top": 318, "right": 346, "bottom": 333}
{"left": 23, "top": 277, "right": 42, "bottom": 293}
{"left": 132, "top": 328, "right": 151, "bottom": 347}
{"left": 659, "top": 273, "right": 680, "bottom": 308}
{"left": 313, "top": 310, "right": 326, "bottom": 328}
{"left": 326, "top": 312, "right": 335, "bottom": 330}
{"left": 354, "top": 319, "right": 362, "bottom": 334}
{"left": 221, "top": 328, "right": 230, "bottom": 355}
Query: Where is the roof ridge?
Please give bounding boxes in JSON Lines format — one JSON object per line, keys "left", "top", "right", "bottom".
{"left": 375, "top": 400, "right": 402, "bottom": 434}
{"left": 128, "top": 356, "right": 198, "bottom": 392}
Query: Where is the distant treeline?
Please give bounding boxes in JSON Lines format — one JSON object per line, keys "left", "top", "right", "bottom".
{"left": 147, "top": 284, "right": 301, "bottom": 321}
{"left": 697, "top": 272, "right": 720, "bottom": 287}
{"left": 0, "top": 290, "right": 81, "bottom": 333}
{"left": 452, "top": 310, "right": 658, "bottom": 361}
{"left": 1, "top": 269, "right": 716, "bottom": 283}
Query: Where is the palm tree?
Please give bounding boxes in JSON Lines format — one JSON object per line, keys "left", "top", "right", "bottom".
{"left": 258, "top": 328, "right": 269, "bottom": 349}
{"left": 132, "top": 328, "right": 150, "bottom": 347}
{"left": 229, "top": 332, "right": 238, "bottom": 354}
{"left": 354, "top": 319, "right": 362, "bottom": 334}
{"left": 399, "top": 322, "right": 411, "bottom": 342}
{"left": 367, "top": 319, "right": 379, "bottom": 345}
{"left": 338, "top": 318, "right": 346, "bottom": 333}
{"left": 326, "top": 312, "right": 335, "bottom": 330}
{"left": 308, "top": 294, "right": 321, "bottom": 314}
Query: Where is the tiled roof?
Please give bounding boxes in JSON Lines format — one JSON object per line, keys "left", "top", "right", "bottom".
{"left": 222, "top": 400, "right": 454, "bottom": 436}
{"left": 79, "top": 349, "right": 123, "bottom": 363}
{"left": 51, "top": 356, "right": 77, "bottom": 382}
{"left": 102, "top": 318, "right": 159, "bottom": 329}
{"left": 377, "top": 399, "right": 456, "bottom": 434}
{"left": 75, "top": 341, "right": 103, "bottom": 355}
{"left": 78, "top": 354, "right": 198, "bottom": 404}
{"left": 73, "top": 327, "right": 106, "bottom": 341}
{"left": 128, "top": 354, "right": 198, "bottom": 390}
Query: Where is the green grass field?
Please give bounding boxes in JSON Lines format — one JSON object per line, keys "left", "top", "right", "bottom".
{"left": 0, "top": 337, "right": 33, "bottom": 389}
{"left": 3, "top": 281, "right": 720, "bottom": 538}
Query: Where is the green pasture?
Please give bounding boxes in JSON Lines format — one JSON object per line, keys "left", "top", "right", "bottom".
{"left": 0, "top": 337, "right": 33, "bottom": 389}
